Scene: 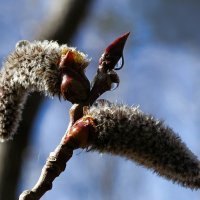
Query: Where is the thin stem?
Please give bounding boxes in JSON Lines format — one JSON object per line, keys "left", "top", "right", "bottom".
{"left": 19, "top": 143, "right": 73, "bottom": 200}
{"left": 18, "top": 103, "right": 81, "bottom": 200}
{"left": 18, "top": 33, "right": 129, "bottom": 200}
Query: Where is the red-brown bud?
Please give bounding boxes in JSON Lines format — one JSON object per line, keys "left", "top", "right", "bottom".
{"left": 99, "top": 32, "right": 130, "bottom": 71}
{"left": 63, "top": 116, "right": 97, "bottom": 149}
{"left": 59, "top": 51, "right": 90, "bottom": 103}
{"left": 89, "top": 33, "right": 130, "bottom": 105}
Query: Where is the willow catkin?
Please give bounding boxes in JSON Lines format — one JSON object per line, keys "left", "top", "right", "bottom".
{"left": 89, "top": 101, "right": 200, "bottom": 189}
{"left": 0, "top": 40, "right": 89, "bottom": 142}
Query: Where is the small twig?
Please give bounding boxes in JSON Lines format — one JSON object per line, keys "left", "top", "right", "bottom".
{"left": 18, "top": 33, "right": 130, "bottom": 200}
{"left": 19, "top": 105, "right": 97, "bottom": 200}
{"left": 19, "top": 144, "right": 73, "bottom": 200}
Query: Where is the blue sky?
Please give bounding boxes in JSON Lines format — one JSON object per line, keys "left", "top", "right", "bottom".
{"left": 1, "top": 0, "right": 200, "bottom": 199}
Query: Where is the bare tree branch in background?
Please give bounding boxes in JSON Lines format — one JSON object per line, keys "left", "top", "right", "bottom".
{"left": 35, "top": 0, "right": 93, "bottom": 43}
{"left": 0, "top": 1, "right": 93, "bottom": 200}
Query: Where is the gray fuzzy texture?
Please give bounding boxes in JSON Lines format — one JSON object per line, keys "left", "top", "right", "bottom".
{"left": 0, "top": 40, "right": 89, "bottom": 141}
{"left": 89, "top": 101, "right": 200, "bottom": 189}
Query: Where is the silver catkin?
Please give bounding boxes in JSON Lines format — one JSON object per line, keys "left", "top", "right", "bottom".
{"left": 0, "top": 40, "right": 89, "bottom": 142}
{"left": 89, "top": 101, "right": 200, "bottom": 189}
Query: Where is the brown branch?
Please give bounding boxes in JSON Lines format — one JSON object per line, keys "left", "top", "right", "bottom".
{"left": 19, "top": 105, "right": 96, "bottom": 200}
{"left": 35, "top": 0, "right": 93, "bottom": 43}
{"left": 19, "top": 99, "right": 200, "bottom": 199}
{"left": 18, "top": 33, "right": 129, "bottom": 200}
{"left": 19, "top": 144, "right": 73, "bottom": 200}
{"left": 0, "top": 94, "right": 43, "bottom": 200}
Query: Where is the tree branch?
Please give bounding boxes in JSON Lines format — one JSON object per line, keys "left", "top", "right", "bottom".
{"left": 35, "top": 0, "right": 93, "bottom": 43}
{"left": 7, "top": 31, "right": 200, "bottom": 200}
{"left": 19, "top": 104, "right": 96, "bottom": 200}
{"left": 19, "top": 101, "right": 200, "bottom": 200}
{"left": 17, "top": 32, "right": 130, "bottom": 200}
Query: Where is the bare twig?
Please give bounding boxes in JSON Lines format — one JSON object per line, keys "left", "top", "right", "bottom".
{"left": 35, "top": 0, "right": 93, "bottom": 43}
{"left": 18, "top": 33, "right": 129, "bottom": 200}
{"left": 19, "top": 142, "right": 74, "bottom": 200}
{"left": 13, "top": 29, "right": 200, "bottom": 199}
{"left": 19, "top": 105, "right": 95, "bottom": 200}
{"left": 19, "top": 98, "right": 200, "bottom": 200}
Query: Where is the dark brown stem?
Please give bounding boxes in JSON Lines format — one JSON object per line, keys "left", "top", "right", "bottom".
{"left": 19, "top": 144, "right": 73, "bottom": 200}
{"left": 19, "top": 105, "right": 96, "bottom": 200}
{"left": 18, "top": 33, "right": 129, "bottom": 200}
{"left": 18, "top": 108, "right": 73, "bottom": 200}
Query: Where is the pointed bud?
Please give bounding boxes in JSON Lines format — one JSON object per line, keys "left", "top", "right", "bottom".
{"left": 63, "top": 116, "right": 97, "bottom": 148}
{"left": 59, "top": 50, "right": 90, "bottom": 103}
{"left": 99, "top": 32, "right": 130, "bottom": 71}
{"left": 105, "top": 32, "right": 130, "bottom": 56}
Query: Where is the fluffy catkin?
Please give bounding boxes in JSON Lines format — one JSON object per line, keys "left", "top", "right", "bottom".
{"left": 0, "top": 40, "right": 89, "bottom": 142}
{"left": 89, "top": 102, "right": 200, "bottom": 189}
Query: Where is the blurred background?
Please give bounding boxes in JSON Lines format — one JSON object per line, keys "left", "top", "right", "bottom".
{"left": 0, "top": 0, "right": 200, "bottom": 200}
